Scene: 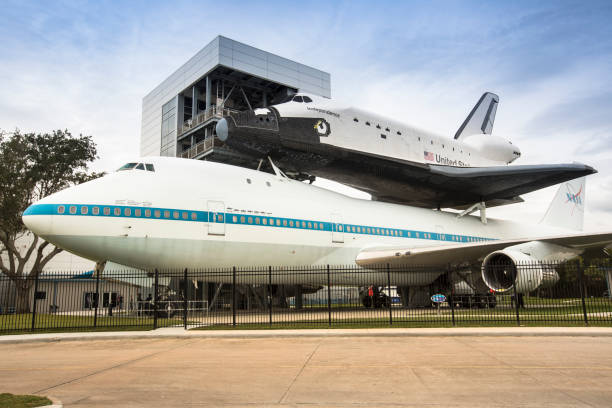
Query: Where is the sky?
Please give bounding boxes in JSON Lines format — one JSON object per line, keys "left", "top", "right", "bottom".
{"left": 1, "top": 0, "right": 611, "bottom": 230}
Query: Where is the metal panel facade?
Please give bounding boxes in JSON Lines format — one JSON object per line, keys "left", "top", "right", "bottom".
{"left": 140, "top": 36, "right": 331, "bottom": 157}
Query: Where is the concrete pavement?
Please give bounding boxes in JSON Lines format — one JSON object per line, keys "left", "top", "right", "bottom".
{"left": 1, "top": 329, "right": 612, "bottom": 407}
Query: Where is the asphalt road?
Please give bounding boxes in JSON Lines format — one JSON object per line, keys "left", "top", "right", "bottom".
{"left": 2, "top": 335, "right": 612, "bottom": 407}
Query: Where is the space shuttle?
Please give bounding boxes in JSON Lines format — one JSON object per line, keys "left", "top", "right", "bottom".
{"left": 215, "top": 92, "right": 595, "bottom": 210}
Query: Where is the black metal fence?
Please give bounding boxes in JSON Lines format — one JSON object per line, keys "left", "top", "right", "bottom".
{"left": 0, "top": 260, "right": 610, "bottom": 333}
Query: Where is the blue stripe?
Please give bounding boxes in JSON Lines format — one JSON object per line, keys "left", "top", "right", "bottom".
{"left": 23, "top": 203, "right": 495, "bottom": 243}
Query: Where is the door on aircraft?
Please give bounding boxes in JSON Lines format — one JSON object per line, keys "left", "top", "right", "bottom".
{"left": 207, "top": 201, "right": 225, "bottom": 236}
{"left": 331, "top": 213, "right": 344, "bottom": 243}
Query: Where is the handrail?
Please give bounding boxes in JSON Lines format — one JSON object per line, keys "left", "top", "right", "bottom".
{"left": 179, "top": 106, "right": 238, "bottom": 136}
{"left": 179, "top": 137, "right": 216, "bottom": 159}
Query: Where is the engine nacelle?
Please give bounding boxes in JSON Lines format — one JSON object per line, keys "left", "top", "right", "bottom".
{"left": 481, "top": 250, "right": 560, "bottom": 293}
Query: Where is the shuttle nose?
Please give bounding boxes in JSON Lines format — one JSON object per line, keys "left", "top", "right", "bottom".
{"left": 216, "top": 118, "right": 229, "bottom": 141}
{"left": 22, "top": 203, "right": 53, "bottom": 236}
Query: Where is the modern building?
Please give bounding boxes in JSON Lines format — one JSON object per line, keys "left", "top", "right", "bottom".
{"left": 140, "top": 35, "right": 331, "bottom": 169}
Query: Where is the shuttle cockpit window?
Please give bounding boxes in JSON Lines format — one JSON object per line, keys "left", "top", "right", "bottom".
{"left": 117, "top": 162, "right": 156, "bottom": 172}
{"left": 302, "top": 96, "right": 313, "bottom": 103}
{"left": 292, "top": 95, "right": 304, "bottom": 103}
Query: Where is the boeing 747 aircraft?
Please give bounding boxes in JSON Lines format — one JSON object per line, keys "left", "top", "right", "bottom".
{"left": 216, "top": 93, "right": 595, "bottom": 209}
{"left": 22, "top": 158, "right": 611, "bottom": 304}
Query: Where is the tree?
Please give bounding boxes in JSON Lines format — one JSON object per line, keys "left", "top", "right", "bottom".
{"left": 0, "top": 129, "right": 102, "bottom": 312}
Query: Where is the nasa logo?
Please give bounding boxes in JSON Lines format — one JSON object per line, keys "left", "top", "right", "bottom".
{"left": 565, "top": 186, "right": 583, "bottom": 206}
{"left": 314, "top": 119, "right": 331, "bottom": 137}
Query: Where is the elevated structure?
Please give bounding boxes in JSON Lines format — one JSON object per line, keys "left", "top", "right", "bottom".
{"left": 141, "top": 35, "right": 331, "bottom": 168}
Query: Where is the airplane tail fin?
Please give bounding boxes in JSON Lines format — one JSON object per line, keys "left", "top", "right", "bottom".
{"left": 454, "top": 92, "right": 499, "bottom": 140}
{"left": 540, "top": 177, "right": 586, "bottom": 231}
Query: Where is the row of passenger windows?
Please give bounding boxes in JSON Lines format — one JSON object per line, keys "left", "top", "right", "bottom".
{"left": 352, "top": 117, "right": 470, "bottom": 154}
{"left": 56, "top": 205, "right": 485, "bottom": 241}
{"left": 57, "top": 205, "right": 197, "bottom": 220}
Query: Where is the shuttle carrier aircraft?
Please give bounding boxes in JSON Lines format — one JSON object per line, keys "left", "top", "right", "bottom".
{"left": 23, "top": 157, "right": 612, "bottom": 304}
{"left": 216, "top": 93, "right": 595, "bottom": 209}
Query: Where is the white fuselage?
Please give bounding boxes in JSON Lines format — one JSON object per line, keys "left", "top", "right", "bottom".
{"left": 23, "top": 158, "right": 572, "bottom": 285}
{"left": 270, "top": 95, "right": 520, "bottom": 167}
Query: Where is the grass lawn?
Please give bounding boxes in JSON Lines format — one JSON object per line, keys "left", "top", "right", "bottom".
{"left": 0, "top": 313, "right": 182, "bottom": 335}
{"left": 0, "top": 393, "right": 52, "bottom": 408}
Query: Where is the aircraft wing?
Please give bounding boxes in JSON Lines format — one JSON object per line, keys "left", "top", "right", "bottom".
{"left": 355, "top": 232, "right": 612, "bottom": 267}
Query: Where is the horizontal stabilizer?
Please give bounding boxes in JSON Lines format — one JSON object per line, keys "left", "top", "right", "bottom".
{"left": 455, "top": 92, "right": 499, "bottom": 140}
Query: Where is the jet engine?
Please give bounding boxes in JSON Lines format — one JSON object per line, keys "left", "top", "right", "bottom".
{"left": 481, "top": 250, "right": 560, "bottom": 293}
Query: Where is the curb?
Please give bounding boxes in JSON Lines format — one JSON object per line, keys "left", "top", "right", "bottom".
{"left": 46, "top": 396, "right": 62, "bottom": 408}
{"left": 2, "top": 327, "right": 612, "bottom": 344}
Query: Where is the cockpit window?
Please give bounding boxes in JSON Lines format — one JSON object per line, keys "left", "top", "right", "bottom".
{"left": 302, "top": 96, "right": 313, "bottom": 103}
{"left": 117, "top": 162, "right": 155, "bottom": 172}
{"left": 292, "top": 95, "right": 304, "bottom": 103}
{"left": 118, "top": 163, "right": 138, "bottom": 171}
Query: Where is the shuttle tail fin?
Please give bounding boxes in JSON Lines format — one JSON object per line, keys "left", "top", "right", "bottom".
{"left": 540, "top": 177, "right": 586, "bottom": 231}
{"left": 454, "top": 92, "right": 499, "bottom": 140}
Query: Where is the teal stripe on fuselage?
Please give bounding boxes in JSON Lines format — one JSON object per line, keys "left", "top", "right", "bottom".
{"left": 23, "top": 203, "right": 495, "bottom": 243}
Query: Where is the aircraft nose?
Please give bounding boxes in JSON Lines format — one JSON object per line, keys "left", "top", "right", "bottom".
{"left": 216, "top": 118, "right": 229, "bottom": 141}
{"left": 22, "top": 203, "right": 53, "bottom": 236}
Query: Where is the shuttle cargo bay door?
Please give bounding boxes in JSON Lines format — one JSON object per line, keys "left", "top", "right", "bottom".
{"left": 207, "top": 200, "right": 225, "bottom": 236}
{"left": 331, "top": 213, "right": 344, "bottom": 243}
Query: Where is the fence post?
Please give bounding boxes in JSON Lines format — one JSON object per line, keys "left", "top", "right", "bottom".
{"left": 268, "top": 266, "right": 272, "bottom": 327}
{"left": 578, "top": 263, "right": 589, "bottom": 326}
{"left": 448, "top": 265, "right": 455, "bottom": 327}
{"left": 327, "top": 265, "right": 332, "bottom": 327}
{"left": 183, "top": 268, "right": 188, "bottom": 330}
{"left": 513, "top": 265, "right": 520, "bottom": 326}
{"left": 232, "top": 267, "right": 236, "bottom": 327}
{"left": 387, "top": 264, "right": 392, "bottom": 326}
{"left": 31, "top": 272, "right": 40, "bottom": 332}
{"left": 153, "top": 269, "right": 159, "bottom": 330}
{"left": 93, "top": 268, "right": 100, "bottom": 328}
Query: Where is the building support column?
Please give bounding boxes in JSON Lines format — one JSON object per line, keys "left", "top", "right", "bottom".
{"left": 192, "top": 86, "right": 198, "bottom": 119}
{"left": 205, "top": 76, "right": 211, "bottom": 109}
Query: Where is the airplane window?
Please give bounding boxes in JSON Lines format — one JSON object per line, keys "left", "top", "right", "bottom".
{"left": 380, "top": 134, "right": 386, "bottom": 139}
{"left": 182, "top": 212, "right": 188, "bottom": 220}
{"left": 146, "top": 164, "right": 155, "bottom": 172}
{"left": 81, "top": 206, "right": 88, "bottom": 215}
{"left": 135, "top": 209, "right": 141, "bottom": 217}
{"left": 385, "top": 127, "right": 390, "bottom": 132}
{"left": 376, "top": 124, "right": 381, "bottom": 129}
{"left": 92, "top": 207, "right": 99, "bottom": 215}
{"left": 114, "top": 208, "right": 120, "bottom": 216}
{"left": 319, "top": 223, "right": 324, "bottom": 229}
{"left": 217, "top": 214, "right": 223, "bottom": 222}
{"left": 125, "top": 208, "right": 131, "bottom": 216}
{"left": 248, "top": 217, "right": 253, "bottom": 224}
{"left": 308, "top": 222, "right": 312, "bottom": 228}
{"left": 442, "top": 144, "right": 445, "bottom": 148}
{"left": 289, "top": 220, "right": 294, "bottom": 227}
{"left": 276, "top": 219, "right": 281, "bottom": 226}
{"left": 397, "top": 131, "right": 402, "bottom": 135}
{"left": 430, "top": 140, "right": 434, "bottom": 145}
{"left": 173, "top": 211, "right": 179, "bottom": 219}
{"left": 154, "top": 210, "right": 161, "bottom": 218}
{"left": 255, "top": 217, "right": 260, "bottom": 224}
{"left": 314, "top": 223, "right": 318, "bottom": 229}
{"left": 163, "top": 210, "right": 170, "bottom": 218}
{"left": 145, "top": 209, "right": 151, "bottom": 217}
{"left": 353, "top": 118, "right": 359, "bottom": 122}
{"left": 302, "top": 96, "right": 313, "bottom": 103}
{"left": 104, "top": 207, "right": 110, "bottom": 216}
{"left": 246, "top": 178, "right": 251, "bottom": 184}
{"left": 266, "top": 181, "right": 271, "bottom": 187}
{"left": 191, "top": 212, "right": 197, "bottom": 220}
{"left": 135, "top": 163, "right": 145, "bottom": 170}
{"left": 418, "top": 137, "right": 421, "bottom": 141}
{"left": 58, "top": 205, "right": 65, "bottom": 214}
{"left": 302, "top": 221, "right": 306, "bottom": 228}
{"left": 233, "top": 216, "right": 238, "bottom": 223}
{"left": 69, "top": 206, "right": 77, "bottom": 214}
{"left": 240, "top": 216, "right": 246, "bottom": 223}
{"left": 292, "top": 96, "right": 303, "bottom": 103}
{"left": 263, "top": 218, "right": 268, "bottom": 225}
{"left": 365, "top": 121, "right": 371, "bottom": 126}
{"left": 283, "top": 220, "right": 288, "bottom": 226}
{"left": 118, "top": 163, "right": 137, "bottom": 171}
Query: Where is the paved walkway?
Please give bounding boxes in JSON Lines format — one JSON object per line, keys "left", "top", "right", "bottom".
{"left": 1, "top": 332, "right": 612, "bottom": 407}
{"left": 1, "top": 326, "right": 612, "bottom": 344}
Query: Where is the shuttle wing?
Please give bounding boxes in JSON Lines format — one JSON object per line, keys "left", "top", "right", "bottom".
{"left": 355, "top": 232, "right": 612, "bottom": 267}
